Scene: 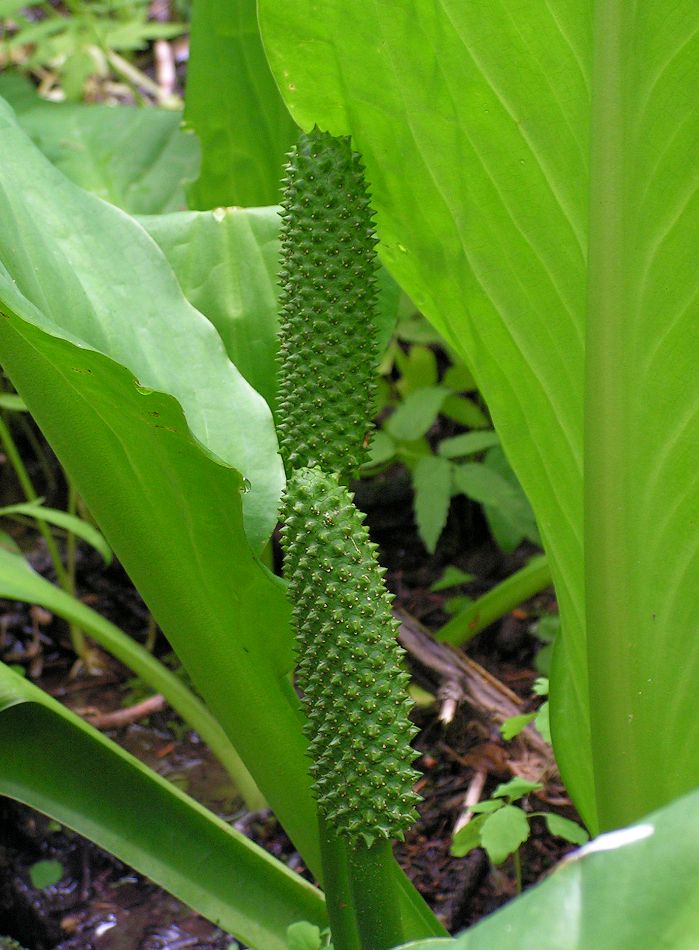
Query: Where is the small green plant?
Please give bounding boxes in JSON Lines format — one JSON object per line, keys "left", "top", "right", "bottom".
{"left": 366, "top": 333, "right": 539, "bottom": 557}
{"left": 500, "top": 676, "right": 551, "bottom": 744}
{"left": 286, "top": 921, "right": 333, "bottom": 950}
{"left": 1, "top": 0, "right": 184, "bottom": 102}
{"left": 450, "top": 776, "right": 588, "bottom": 893}
{"left": 28, "top": 857, "right": 63, "bottom": 889}
{"left": 0, "top": 937, "right": 29, "bottom": 950}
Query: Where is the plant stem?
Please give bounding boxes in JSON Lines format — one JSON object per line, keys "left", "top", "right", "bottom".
{"left": 65, "top": 481, "right": 86, "bottom": 659}
{"left": 512, "top": 849, "right": 522, "bottom": 894}
{"left": 144, "top": 613, "right": 158, "bottom": 653}
{"left": 435, "top": 554, "right": 551, "bottom": 646}
{"left": 0, "top": 415, "right": 70, "bottom": 590}
{"left": 346, "top": 839, "right": 406, "bottom": 950}
{"left": 106, "top": 50, "right": 183, "bottom": 108}
{"left": 16, "top": 413, "right": 57, "bottom": 499}
{"left": 317, "top": 815, "right": 362, "bottom": 950}
{"left": 317, "top": 816, "right": 410, "bottom": 949}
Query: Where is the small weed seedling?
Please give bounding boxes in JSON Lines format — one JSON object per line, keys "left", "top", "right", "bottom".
{"left": 366, "top": 332, "right": 538, "bottom": 556}
{"left": 0, "top": 0, "right": 184, "bottom": 102}
{"left": 450, "top": 775, "right": 588, "bottom": 892}
{"left": 500, "top": 676, "right": 551, "bottom": 744}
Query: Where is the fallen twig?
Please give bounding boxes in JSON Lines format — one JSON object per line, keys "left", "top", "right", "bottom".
{"left": 453, "top": 768, "right": 488, "bottom": 835}
{"left": 395, "top": 606, "right": 556, "bottom": 779}
{"left": 77, "top": 693, "right": 166, "bottom": 729}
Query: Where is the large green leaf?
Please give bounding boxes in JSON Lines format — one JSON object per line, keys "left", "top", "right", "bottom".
{"left": 140, "top": 207, "right": 281, "bottom": 411}
{"left": 0, "top": 75, "right": 199, "bottom": 214}
{"left": 398, "top": 789, "right": 699, "bottom": 949}
{"left": 0, "top": 95, "right": 280, "bottom": 552}
{"left": 259, "top": 2, "right": 699, "bottom": 832}
{"left": 184, "top": 0, "right": 297, "bottom": 209}
{"left": 0, "top": 664, "right": 327, "bottom": 950}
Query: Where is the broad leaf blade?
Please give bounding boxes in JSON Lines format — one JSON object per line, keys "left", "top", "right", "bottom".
{"left": 140, "top": 207, "right": 401, "bottom": 416}
{"left": 0, "top": 97, "right": 281, "bottom": 552}
{"left": 0, "top": 79, "right": 199, "bottom": 214}
{"left": 0, "top": 544, "right": 261, "bottom": 805}
{"left": 583, "top": 8, "right": 699, "bottom": 827}
{"left": 184, "top": 0, "right": 297, "bottom": 209}
{"left": 0, "top": 664, "right": 326, "bottom": 950}
{"left": 140, "top": 207, "right": 281, "bottom": 411}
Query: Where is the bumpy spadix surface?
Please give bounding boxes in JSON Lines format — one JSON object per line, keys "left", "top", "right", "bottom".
{"left": 276, "top": 127, "right": 379, "bottom": 482}
{"left": 282, "top": 467, "right": 420, "bottom": 845}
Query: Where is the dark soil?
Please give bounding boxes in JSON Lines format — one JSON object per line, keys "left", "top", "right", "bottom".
{"left": 0, "top": 443, "right": 580, "bottom": 949}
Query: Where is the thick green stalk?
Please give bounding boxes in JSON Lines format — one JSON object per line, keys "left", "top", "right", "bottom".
{"left": 585, "top": 2, "right": 643, "bottom": 828}
{"left": 435, "top": 554, "right": 551, "bottom": 646}
{"left": 317, "top": 815, "right": 362, "bottom": 950}
{"left": 347, "top": 839, "right": 406, "bottom": 950}
{"left": 319, "top": 828, "right": 412, "bottom": 950}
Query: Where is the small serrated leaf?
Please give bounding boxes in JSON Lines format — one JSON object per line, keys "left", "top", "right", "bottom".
{"left": 395, "top": 344, "right": 439, "bottom": 395}
{"left": 480, "top": 806, "right": 530, "bottom": 865}
{"left": 453, "top": 462, "right": 527, "bottom": 513}
{"left": 500, "top": 712, "right": 537, "bottom": 741}
{"left": 386, "top": 386, "right": 448, "bottom": 442}
{"left": 532, "top": 676, "right": 550, "bottom": 696}
{"left": 412, "top": 455, "right": 452, "bottom": 553}
{"left": 481, "top": 446, "right": 540, "bottom": 552}
{"left": 442, "top": 362, "right": 476, "bottom": 393}
{"left": 363, "top": 430, "right": 396, "bottom": 468}
{"left": 438, "top": 431, "right": 500, "bottom": 459}
{"left": 440, "top": 393, "right": 489, "bottom": 428}
{"left": 429, "top": 565, "right": 475, "bottom": 592}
